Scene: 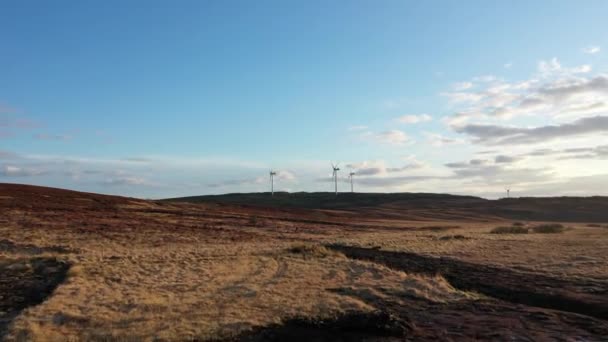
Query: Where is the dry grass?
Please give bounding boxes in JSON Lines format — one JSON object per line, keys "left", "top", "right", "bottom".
{"left": 1, "top": 205, "right": 476, "bottom": 341}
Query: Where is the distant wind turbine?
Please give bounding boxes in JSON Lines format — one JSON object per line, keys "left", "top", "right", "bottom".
{"left": 331, "top": 162, "right": 340, "bottom": 195}
{"left": 270, "top": 170, "right": 277, "bottom": 196}
{"left": 349, "top": 171, "right": 355, "bottom": 193}
{"left": 505, "top": 188, "right": 510, "bottom": 198}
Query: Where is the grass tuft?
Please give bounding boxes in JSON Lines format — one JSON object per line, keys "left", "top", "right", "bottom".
{"left": 288, "top": 244, "right": 343, "bottom": 258}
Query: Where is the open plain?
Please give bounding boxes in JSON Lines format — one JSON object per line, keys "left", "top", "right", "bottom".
{"left": 1, "top": 183, "right": 608, "bottom": 341}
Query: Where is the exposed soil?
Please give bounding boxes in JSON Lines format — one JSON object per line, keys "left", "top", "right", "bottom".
{"left": 331, "top": 288, "right": 608, "bottom": 341}
{"left": 329, "top": 245, "right": 608, "bottom": 320}
{"left": 232, "top": 245, "right": 608, "bottom": 341}
{"left": 0, "top": 257, "right": 70, "bottom": 339}
{"left": 227, "top": 311, "right": 411, "bottom": 342}
{"left": 0, "top": 239, "right": 74, "bottom": 255}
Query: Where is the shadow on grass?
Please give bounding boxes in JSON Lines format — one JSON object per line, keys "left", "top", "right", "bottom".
{"left": 0, "top": 257, "right": 70, "bottom": 339}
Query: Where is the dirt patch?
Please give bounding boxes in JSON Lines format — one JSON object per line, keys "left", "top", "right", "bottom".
{"left": 0, "top": 257, "right": 70, "bottom": 338}
{"left": 438, "top": 234, "right": 468, "bottom": 241}
{"left": 332, "top": 288, "right": 608, "bottom": 341}
{"left": 329, "top": 245, "right": 608, "bottom": 320}
{"left": 0, "top": 239, "right": 74, "bottom": 255}
{"left": 225, "top": 311, "right": 411, "bottom": 341}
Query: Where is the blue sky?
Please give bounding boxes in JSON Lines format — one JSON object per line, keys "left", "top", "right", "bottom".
{"left": 2, "top": 1, "right": 608, "bottom": 198}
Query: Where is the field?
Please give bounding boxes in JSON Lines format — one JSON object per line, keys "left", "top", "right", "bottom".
{"left": 1, "top": 183, "right": 608, "bottom": 341}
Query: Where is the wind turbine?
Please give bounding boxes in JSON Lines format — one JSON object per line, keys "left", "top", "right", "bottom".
{"left": 269, "top": 170, "right": 277, "bottom": 196}
{"left": 349, "top": 171, "right": 355, "bottom": 193}
{"left": 331, "top": 162, "right": 340, "bottom": 195}
{"left": 505, "top": 187, "right": 510, "bottom": 198}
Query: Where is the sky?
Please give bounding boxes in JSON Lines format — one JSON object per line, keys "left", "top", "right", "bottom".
{"left": 1, "top": 1, "right": 608, "bottom": 199}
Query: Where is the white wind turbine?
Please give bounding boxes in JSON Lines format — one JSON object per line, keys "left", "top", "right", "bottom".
{"left": 505, "top": 187, "right": 511, "bottom": 198}
{"left": 331, "top": 162, "right": 340, "bottom": 195}
{"left": 349, "top": 170, "right": 355, "bottom": 193}
{"left": 269, "top": 170, "right": 277, "bottom": 196}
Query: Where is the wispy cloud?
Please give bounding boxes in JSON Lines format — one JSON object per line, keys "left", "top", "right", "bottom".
{"left": 0, "top": 102, "right": 19, "bottom": 114}
{"left": 452, "top": 82, "right": 473, "bottom": 91}
{"left": 1, "top": 165, "right": 48, "bottom": 177}
{"left": 396, "top": 114, "right": 432, "bottom": 124}
{"left": 362, "top": 130, "right": 411, "bottom": 145}
{"left": 443, "top": 158, "right": 553, "bottom": 185}
{"left": 209, "top": 170, "right": 296, "bottom": 188}
{"left": 583, "top": 46, "right": 601, "bottom": 54}
{"left": 0, "top": 150, "right": 18, "bottom": 159}
{"left": 424, "top": 132, "right": 463, "bottom": 147}
{"left": 34, "top": 133, "right": 73, "bottom": 141}
{"left": 455, "top": 116, "right": 608, "bottom": 145}
{"left": 345, "top": 159, "right": 426, "bottom": 177}
{"left": 443, "top": 62, "right": 608, "bottom": 126}
{"left": 101, "top": 176, "right": 149, "bottom": 186}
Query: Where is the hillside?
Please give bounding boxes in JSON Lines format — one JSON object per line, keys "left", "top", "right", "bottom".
{"left": 2, "top": 183, "right": 608, "bottom": 340}
{"left": 166, "top": 191, "right": 608, "bottom": 223}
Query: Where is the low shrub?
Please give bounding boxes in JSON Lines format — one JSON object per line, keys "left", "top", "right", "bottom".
{"left": 248, "top": 216, "right": 260, "bottom": 226}
{"left": 531, "top": 224, "right": 566, "bottom": 234}
{"left": 439, "top": 234, "right": 467, "bottom": 240}
{"left": 490, "top": 226, "right": 529, "bottom": 234}
{"left": 512, "top": 222, "right": 526, "bottom": 227}
{"left": 586, "top": 223, "right": 608, "bottom": 228}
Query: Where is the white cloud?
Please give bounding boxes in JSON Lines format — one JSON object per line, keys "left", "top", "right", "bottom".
{"left": 368, "top": 130, "right": 410, "bottom": 145}
{"left": 583, "top": 46, "right": 601, "bottom": 54}
{"left": 348, "top": 125, "right": 368, "bottom": 131}
{"left": 443, "top": 60, "right": 608, "bottom": 126}
{"left": 396, "top": 114, "right": 432, "bottom": 124}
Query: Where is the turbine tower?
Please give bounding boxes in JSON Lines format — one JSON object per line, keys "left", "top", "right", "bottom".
{"left": 269, "top": 170, "right": 277, "bottom": 196}
{"left": 349, "top": 171, "right": 355, "bottom": 193}
{"left": 331, "top": 163, "right": 340, "bottom": 195}
{"left": 505, "top": 188, "right": 510, "bottom": 198}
